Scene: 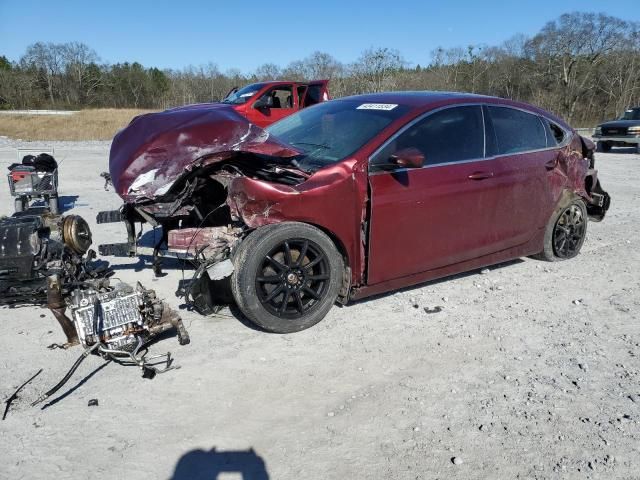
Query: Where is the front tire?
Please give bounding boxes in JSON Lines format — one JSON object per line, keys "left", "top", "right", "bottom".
{"left": 535, "top": 194, "right": 588, "bottom": 262}
{"left": 231, "top": 222, "right": 344, "bottom": 333}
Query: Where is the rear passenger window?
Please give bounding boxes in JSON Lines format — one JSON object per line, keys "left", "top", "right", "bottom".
{"left": 372, "top": 105, "right": 484, "bottom": 168}
{"left": 488, "top": 106, "right": 547, "bottom": 154}
{"left": 544, "top": 120, "right": 565, "bottom": 146}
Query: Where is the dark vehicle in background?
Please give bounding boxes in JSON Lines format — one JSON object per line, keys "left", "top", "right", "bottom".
{"left": 221, "top": 80, "right": 329, "bottom": 128}
{"left": 593, "top": 107, "right": 640, "bottom": 153}
{"left": 103, "top": 92, "right": 610, "bottom": 334}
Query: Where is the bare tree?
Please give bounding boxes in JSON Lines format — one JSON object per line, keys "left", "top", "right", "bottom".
{"left": 350, "top": 47, "right": 406, "bottom": 93}
{"left": 21, "top": 42, "right": 65, "bottom": 104}
{"left": 62, "top": 42, "right": 100, "bottom": 104}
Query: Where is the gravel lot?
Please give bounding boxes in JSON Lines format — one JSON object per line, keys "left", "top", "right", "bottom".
{"left": 0, "top": 138, "right": 638, "bottom": 480}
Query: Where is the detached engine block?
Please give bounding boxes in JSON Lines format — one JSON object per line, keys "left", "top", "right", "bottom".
{"left": 0, "top": 212, "right": 95, "bottom": 303}
{"left": 69, "top": 282, "right": 190, "bottom": 351}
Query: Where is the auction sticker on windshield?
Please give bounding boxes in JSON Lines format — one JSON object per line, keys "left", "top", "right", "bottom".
{"left": 357, "top": 103, "right": 398, "bottom": 111}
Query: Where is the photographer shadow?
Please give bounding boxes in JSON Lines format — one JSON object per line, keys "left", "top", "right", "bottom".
{"left": 170, "top": 447, "right": 269, "bottom": 480}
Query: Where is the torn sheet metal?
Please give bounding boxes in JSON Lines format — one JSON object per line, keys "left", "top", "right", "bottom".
{"left": 167, "top": 225, "right": 242, "bottom": 259}
{"left": 109, "top": 104, "right": 301, "bottom": 200}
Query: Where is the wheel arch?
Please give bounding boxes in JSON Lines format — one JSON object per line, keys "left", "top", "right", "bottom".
{"left": 301, "top": 221, "right": 352, "bottom": 303}
{"left": 243, "top": 219, "right": 352, "bottom": 303}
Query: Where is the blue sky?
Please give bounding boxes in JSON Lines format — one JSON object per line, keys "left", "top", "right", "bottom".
{"left": 1, "top": 0, "right": 638, "bottom": 73}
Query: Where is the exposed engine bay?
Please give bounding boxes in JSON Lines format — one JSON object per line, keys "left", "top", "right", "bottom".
{"left": 98, "top": 155, "right": 309, "bottom": 313}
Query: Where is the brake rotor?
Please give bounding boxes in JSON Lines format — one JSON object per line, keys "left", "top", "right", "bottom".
{"left": 62, "top": 215, "right": 92, "bottom": 254}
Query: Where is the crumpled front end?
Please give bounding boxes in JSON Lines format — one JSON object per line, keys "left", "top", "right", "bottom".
{"left": 109, "top": 103, "right": 300, "bottom": 201}
{"left": 100, "top": 104, "right": 326, "bottom": 311}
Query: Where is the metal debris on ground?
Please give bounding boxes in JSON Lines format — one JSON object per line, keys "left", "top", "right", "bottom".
{"left": 0, "top": 212, "right": 100, "bottom": 310}
{"left": 2, "top": 369, "right": 42, "bottom": 420}
{"left": 424, "top": 306, "right": 443, "bottom": 314}
{"left": 1, "top": 202, "right": 190, "bottom": 408}
{"left": 99, "top": 172, "right": 112, "bottom": 191}
{"left": 31, "top": 281, "right": 191, "bottom": 407}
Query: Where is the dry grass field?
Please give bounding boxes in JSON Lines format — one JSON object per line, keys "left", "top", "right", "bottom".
{"left": 0, "top": 109, "right": 155, "bottom": 141}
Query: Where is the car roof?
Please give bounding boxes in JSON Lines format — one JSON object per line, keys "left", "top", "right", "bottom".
{"left": 338, "top": 91, "right": 488, "bottom": 107}
{"left": 336, "top": 91, "right": 571, "bottom": 129}
{"left": 256, "top": 80, "right": 328, "bottom": 86}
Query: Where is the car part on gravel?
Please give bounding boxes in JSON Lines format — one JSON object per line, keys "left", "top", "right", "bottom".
{"left": 0, "top": 212, "right": 100, "bottom": 309}
{"left": 2, "top": 368, "right": 42, "bottom": 420}
{"left": 69, "top": 281, "right": 190, "bottom": 353}
{"left": 100, "top": 171, "right": 112, "bottom": 191}
{"left": 31, "top": 282, "right": 191, "bottom": 407}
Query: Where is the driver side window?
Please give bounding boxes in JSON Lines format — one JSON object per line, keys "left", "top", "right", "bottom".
{"left": 370, "top": 105, "right": 485, "bottom": 171}
{"left": 258, "top": 85, "right": 294, "bottom": 109}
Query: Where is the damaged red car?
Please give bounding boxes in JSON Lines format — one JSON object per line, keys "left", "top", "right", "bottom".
{"left": 101, "top": 92, "right": 610, "bottom": 333}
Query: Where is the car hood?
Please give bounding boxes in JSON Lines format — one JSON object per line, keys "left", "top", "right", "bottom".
{"left": 109, "top": 103, "right": 301, "bottom": 201}
{"left": 598, "top": 120, "right": 640, "bottom": 128}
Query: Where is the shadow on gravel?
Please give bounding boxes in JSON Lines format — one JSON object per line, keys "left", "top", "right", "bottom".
{"left": 29, "top": 195, "right": 79, "bottom": 213}
{"left": 41, "top": 360, "right": 112, "bottom": 409}
{"left": 170, "top": 447, "right": 269, "bottom": 480}
{"left": 349, "top": 258, "right": 524, "bottom": 306}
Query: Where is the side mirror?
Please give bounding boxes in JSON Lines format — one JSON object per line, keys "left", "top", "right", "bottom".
{"left": 390, "top": 147, "right": 424, "bottom": 169}
{"left": 254, "top": 95, "right": 272, "bottom": 109}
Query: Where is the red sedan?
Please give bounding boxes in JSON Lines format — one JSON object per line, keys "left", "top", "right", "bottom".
{"left": 105, "top": 92, "right": 610, "bottom": 333}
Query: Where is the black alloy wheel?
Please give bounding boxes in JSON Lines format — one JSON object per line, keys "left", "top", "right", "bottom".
{"left": 552, "top": 204, "right": 586, "bottom": 259}
{"left": 255, "top": 239, "right": 330, "bottom": 319}
{"left": 231, "top": 222, "right": 344, "bottom": 333}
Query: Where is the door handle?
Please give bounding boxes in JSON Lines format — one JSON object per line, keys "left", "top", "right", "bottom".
{"left": 468, "top": 171, "right": 494, "bottom": 180}
{"left": 544, "top": 158, "right": 558, "bottom": 170}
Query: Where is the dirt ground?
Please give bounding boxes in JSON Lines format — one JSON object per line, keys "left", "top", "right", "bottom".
{"left": 0, "top": 137, "right": 638, "bottom": 480}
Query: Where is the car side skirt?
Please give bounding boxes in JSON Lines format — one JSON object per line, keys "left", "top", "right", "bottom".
{"left": 350, "top": 229, "right": 544, "bottom": 301}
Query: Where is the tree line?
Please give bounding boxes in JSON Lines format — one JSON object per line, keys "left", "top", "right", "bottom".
{"left": 1, "top": 12, "right": 639, "bottom": 126}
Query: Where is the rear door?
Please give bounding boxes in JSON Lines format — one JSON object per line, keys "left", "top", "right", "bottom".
{"left": 483, "top": 105, "right": 557, "bottom": 247}
{"left": 367, "top": 105, "right": 509, "bottom": 284}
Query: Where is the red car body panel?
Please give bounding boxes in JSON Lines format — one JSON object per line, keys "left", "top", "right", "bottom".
{"left": 108, "top": 91, "right": 608, "bottom": 302}
{"left": 226, "top": 158, "right": 368, "bottom": 283}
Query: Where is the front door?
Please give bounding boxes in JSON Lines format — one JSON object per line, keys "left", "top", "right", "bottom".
{"left": 248, "top": 84, "right": 296, "bottom": 128}
{"left": 367, "top": 105, "right": 505, "bottom": 285}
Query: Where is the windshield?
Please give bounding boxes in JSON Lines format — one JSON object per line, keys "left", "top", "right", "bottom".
{"left": 266, "top": 99, "right": 410, "bottom": 171}
{"left": 222, "top": 83, "right": 265, "bottom": 105}
{"left": 620, "top": 108, "right": 640, "bottom": 120}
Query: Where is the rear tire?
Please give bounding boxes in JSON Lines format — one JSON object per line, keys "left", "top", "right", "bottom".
{"left": 534, "top": 194, "right": 588, "bottom": 262}
{"left": 596, "top": 141, "right": 611, "bottom": 153}
{"left": 231, "top": 222, "right": 344, "bottom": 333}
